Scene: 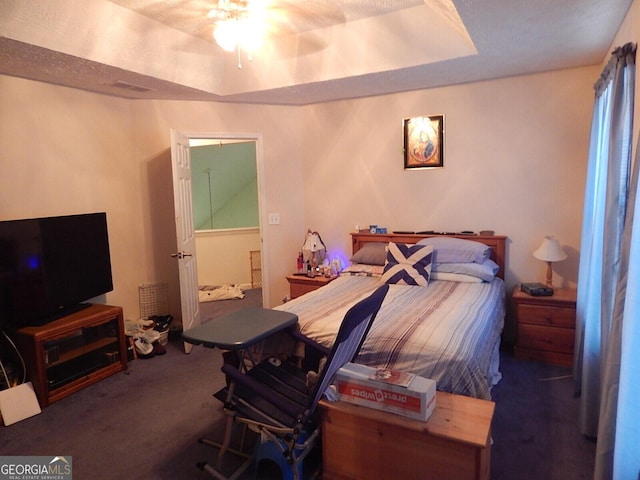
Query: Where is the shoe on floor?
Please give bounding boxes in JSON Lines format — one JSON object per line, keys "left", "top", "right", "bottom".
{"left": 134, "top": 337, "right": 154, "bottom": 359}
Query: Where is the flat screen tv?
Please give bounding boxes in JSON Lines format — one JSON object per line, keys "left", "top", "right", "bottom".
{"left": 0, "top": 212, "right": 113, "bottom": 330}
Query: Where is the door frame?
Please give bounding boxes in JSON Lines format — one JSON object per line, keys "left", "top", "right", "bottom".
{"left": 183, "top": 131, "right": 268, "bottom": 308}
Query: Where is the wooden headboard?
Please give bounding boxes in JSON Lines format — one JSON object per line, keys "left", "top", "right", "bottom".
{"left": 351, "top": 232, "right": 507, "bottom": 279}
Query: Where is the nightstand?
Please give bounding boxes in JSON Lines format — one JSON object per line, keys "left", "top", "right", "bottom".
{"left": 512, "top": 286, "right": 577, "bottom": 366}
{"left": 286, "top": 274, "right": 337, "bottom": 299}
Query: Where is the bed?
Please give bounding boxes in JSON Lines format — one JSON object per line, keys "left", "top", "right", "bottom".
{"left": 275, "top": 232, "right": 507, "bottom": 400}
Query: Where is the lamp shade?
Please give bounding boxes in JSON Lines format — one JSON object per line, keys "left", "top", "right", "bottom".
{"left": 533, "top": 236, "right": 567, "bottom": 262}
{"left": 302, "top": 230, "right": 326, "bottom": 264}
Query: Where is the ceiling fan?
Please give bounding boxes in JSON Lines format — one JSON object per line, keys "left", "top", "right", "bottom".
{"left": 207, "top": 0, "right": 267, "bottom": 54}
{"left": 107, "top": 1, "right": 422, "bottom": 67}
{"left": 205, "top": 0, "right": 348, "bottom": 67}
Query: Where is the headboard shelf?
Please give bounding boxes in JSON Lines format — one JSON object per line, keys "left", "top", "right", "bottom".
{"left": 351, "top": 232, "right": 507, "bottom": 279}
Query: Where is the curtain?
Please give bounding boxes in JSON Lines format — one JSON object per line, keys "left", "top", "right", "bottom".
{"left": 612, "top": 127, "right": 640, "bottom": 480}
{"left": 573, "top": 42, "right": 637, "bottom": 480}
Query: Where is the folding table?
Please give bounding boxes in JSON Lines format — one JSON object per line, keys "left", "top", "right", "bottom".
{"left": 182, "top": 307, "right": 298, "bottom": 368}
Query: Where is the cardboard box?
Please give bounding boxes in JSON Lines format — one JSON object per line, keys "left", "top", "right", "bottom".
{"left": 335, "top": 363, "right": 436, "bottom": 421}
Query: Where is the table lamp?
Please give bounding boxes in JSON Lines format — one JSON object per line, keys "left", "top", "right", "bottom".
{"left": 533, "top": 236, "right": 567, "bottom": 288}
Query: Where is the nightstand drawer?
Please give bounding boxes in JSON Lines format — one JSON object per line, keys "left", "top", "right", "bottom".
{"left": 517, "top": 324, "right": 575, "bottom": 354}
{"left": 286, "top": 275, "right": 337, "bottom": 299}
{"left": 290, "top": 282, "right": 320, "bottom": 299}
{"left": 516, "top": 304, "right": 575, "bottom": 328}
{"left": 513, "top": 287, "right": 577, "bottom": 366}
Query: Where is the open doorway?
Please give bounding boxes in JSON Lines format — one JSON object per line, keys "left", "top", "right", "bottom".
{"left": 189, "top": 137, "right": 265, "bottom": 320}
{"left": 171, "top": 131, "right": 268, "bottom": 334}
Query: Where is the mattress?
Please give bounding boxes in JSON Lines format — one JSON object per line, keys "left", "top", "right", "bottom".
{"left": 275, "top": 275, "right": 505, "bottom": 399}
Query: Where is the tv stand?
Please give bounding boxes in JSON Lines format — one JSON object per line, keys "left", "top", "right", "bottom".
{"left": 11, "top": 304, "right": 127, "bottom": 407}
{"left": 30, "top": 302, "right": 92, "bottom": 326}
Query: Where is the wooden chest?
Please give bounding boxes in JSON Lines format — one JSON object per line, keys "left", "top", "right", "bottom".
{"left": 318, "top": 391, "right": 494, "bottom": 480}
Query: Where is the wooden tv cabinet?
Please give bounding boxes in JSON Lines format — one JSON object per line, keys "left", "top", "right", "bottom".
{"left": 11, "top": 304, "right": 127, "bottom": 407}
{"left": 319, "top": 391, "right": 494, "bottom": 480}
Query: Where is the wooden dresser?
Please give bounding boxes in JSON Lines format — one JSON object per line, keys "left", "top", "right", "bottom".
{"left": 513, "top": 286, "right": 577, "bottom": 366}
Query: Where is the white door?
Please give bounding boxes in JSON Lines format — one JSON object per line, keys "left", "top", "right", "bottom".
{"left": 170, "top": 129, "right": 201, "bottom": 353}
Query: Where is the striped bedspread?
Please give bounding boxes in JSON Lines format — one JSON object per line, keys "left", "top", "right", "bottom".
{"left": 275, "top": 275, "right": 505, "bottom": 399}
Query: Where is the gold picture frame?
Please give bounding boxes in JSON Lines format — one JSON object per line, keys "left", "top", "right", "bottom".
{"left": 403, "top": 115, "right": 444, "bottom": 169}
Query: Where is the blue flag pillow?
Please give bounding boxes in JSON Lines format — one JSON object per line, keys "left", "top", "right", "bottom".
{"left": 382, "top": 243, "right": 434, "bottom": 286}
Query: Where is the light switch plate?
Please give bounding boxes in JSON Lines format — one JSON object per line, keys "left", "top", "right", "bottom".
{"left": 268, "top": 213, "right": 280, "bottom": 225}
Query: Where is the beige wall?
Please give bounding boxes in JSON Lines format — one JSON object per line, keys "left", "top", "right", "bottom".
{"left": 0, "top": 78, "right": 145, "bottom": 321}
{"left": 195, "top": 229, "right": 261, "bottom": 287}
{"left": 0, "top": 62, "right": 599, "bottom": 328}
{"left": 0, "top": 79, "right": 305, "bottom": 322}
{"left": 301, "top": 67, "right": 597, "bottom": 294}
{"left": 127, "top": 100, "right": 306, "bottom": 315}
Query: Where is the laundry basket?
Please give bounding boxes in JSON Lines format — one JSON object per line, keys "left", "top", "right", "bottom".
{"left": 138, "top": 282, "right": 169, "bottom": 319}
{"left": 250, "top": 250, "right": 262, "bottom": 288}
{"left": 138, "top": 282, "right": 171, "bottom": 345}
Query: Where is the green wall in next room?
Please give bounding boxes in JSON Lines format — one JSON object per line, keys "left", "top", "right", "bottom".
{"left": 191, "top": 142, "right": 258, "bottom": 230}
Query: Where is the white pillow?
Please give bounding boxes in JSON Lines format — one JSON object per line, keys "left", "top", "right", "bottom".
{"left": 430, "top": 272, "right": 483, "bottom": 283}
{"left": 432, "top": 259, "right": 499, "bottom": 282}
{"left": 342, "top": 264, "right": 385, "bottom": 277}
{"left": 416, "top": 237, "right": 491, "bottom": 264}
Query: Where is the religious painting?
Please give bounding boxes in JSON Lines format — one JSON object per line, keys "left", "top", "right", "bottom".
{"left": 403, "top": 115, "right": 444, "bottom": 169}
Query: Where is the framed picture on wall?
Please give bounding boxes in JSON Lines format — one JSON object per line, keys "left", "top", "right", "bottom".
{"left": 403, "top": 115, "right": 444, "bottom": 169}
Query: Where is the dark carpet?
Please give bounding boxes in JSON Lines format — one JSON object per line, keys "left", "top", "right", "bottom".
{"left": 199, "top": 288, "right": 263, "bottom": 323}
{"left": 490, "top": 352, "right": 595, "bottom": 479}
{"left": 0, "top": 316, "right": 595, "bottom": 479}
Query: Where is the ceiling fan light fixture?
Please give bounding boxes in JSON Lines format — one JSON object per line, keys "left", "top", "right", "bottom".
{"left": 238, "top": 18, "right": 265, "bottom": 53}
{"left": 213, "top": 19, "right": 240, "bottom": 52}
{"left": 211, "top": 0, "right": 267, "bottom": 54}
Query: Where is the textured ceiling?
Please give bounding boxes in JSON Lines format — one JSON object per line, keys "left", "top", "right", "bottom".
{"left": 0, "top": 0, "right": 633, "bottom": 105}
{"left": 108, "top": 0, "right": 427, "bottom": 37}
